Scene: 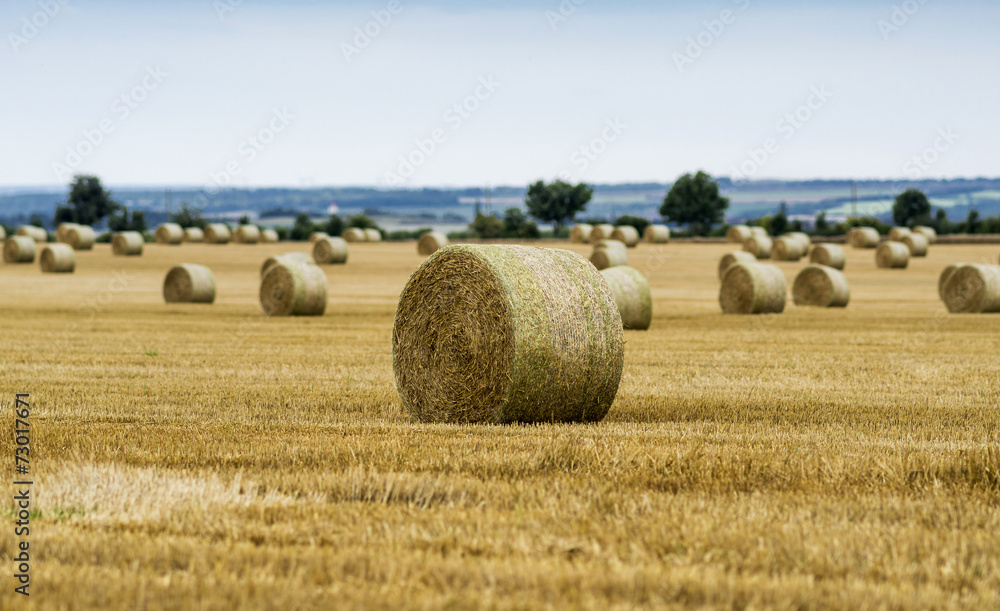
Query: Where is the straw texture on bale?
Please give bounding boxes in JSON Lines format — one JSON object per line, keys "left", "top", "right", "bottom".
{"left": 809, "top": 243, "right": 846, "bottom": 270}
{"left": 590, "top": 239, "right": 628, "bottom": 270}
{"left": 788, "top": 232, "right": 811, "bottom": 251}
{"left": 204, "top": 224, "right": 232, "bottom": 244}
{"left": 902, "top": 233, "right": 928, "bottom": 257}
{"left": 644, "top": 225, "right": 670, "bottom": 244}
{"left": 888, "top": 227, "right": 912, "bottom": 242}
{"left": 313, "top": 237, "right": 349, "bottom": 265}
{"left": 183, "top": 227, "right": 204, "bottom": 243}
{"left": 17, "top": 225, "right": 48, "bottom": 243}
{"left": 261, "top": 229, "right": 279, "bottom": 243}
{"left": 56, "top": 223, "right": 78, "bottom": 243}
{"left": 364, "top": 228, "right": 382, "bottom": 242}
{"left": 610, "top": 226, "right": 640, "bottom": 248}
{"left": 718, "top": 251, "right": 757, "bottom": 281}
{"left": 343, "top": 228, "right": 366, "bottom": 242}
{"left": 848, "top": 227, "right": 880, "bottom": 248}
{"left": 941, "top": 264, "right": 1000, "bottom": 313}
{"left": 772, "top": 236, "right": 806, "bottom": 261}
{"left": 260, "top": 252, "right": 313, "bottom": 278}
{"left": 155, "top": 223, "right": 184, "bottom": 245}
{"left": 569, "top": 224, "right": 592, "bottom": 243}
{"left": 719, "top": 263, "right": 786, "bottom": 314}
{"left": 876, "top": 241, "right": 909, "bottom": 268}
{"left": 914, "top": 225, "right": 937, "bottom": 244}
{"left": 65, "top": 225, "right": 95, "bottom": 250}
{"left": 163, "top": 264, "right": 216, "bottom": 304}
{"left": 417, "top": 232, "right": 449, "bottom": 255}
{"left": 726, "top": 225, "right": 753, "bottom": 243}
{"left": 309, "top": 232, "right": 329, "bottom": 243}
{"left": 392, "top": 244, "right": 624, "bottom": 424}
{"left": 234, "top": 224, "right": 260, "bottom": 244}
{"left": 792, "top": 265, "right": 850, "bottom": 308}
{"left": 750, "top": 226, "right": 769, "bottom": 238}
{"left": 938, "top": 264, "right": 962, "bottom": 301}
{"left": 590, "top": 224, "right": 615, "bottom": 241}
{"left": 742, "top": 235, "right": 773, "bottom": 259}
{"left": 259, "top": 261, "right": 327, "bottom": 317}
{"left": 4, "top": 236, "right": 36, "bottom": 263}
{"left": 112, "top": 232, "right": 144, "bottom": 256}
{"left": 39, "top": 244, "right": 76, "bottom": 273}
{"left": 600, "top": 265, "right": 652, "bottom": 331}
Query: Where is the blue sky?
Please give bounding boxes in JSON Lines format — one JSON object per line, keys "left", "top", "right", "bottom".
{"left": 2, "top": 0, "right": 998, "bottom": 188}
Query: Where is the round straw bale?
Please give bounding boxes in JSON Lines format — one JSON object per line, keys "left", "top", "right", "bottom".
{"left": 600, "top": 265, "right": 652, "bottom": 330}
{"left": 111, "top": 231, "right": 144, "bottom": 256}
{"left": 610, "top": 225, "right": 640, "bottom": 248}
{"left": 4, "top": 236, "right": 36, "bottom": 263}
{"left": 792, "top": 264, "right": 850, "bottom": 307}
{"left": 570, "top": 224, "right": 592, "bottom": 243}
{"left": 849, "top": 227, "right": 879, "bottom": 248}
{"left": 888, "top": 226, "right": 912, "bottom": 242}
{"left": 417, "top": 231, "right": 449, "bottom": 255}
{"left": 938, "top": 264, "right": 962, "bottom": 301}
{"left": 259, "top": 261, "right": 328, "bottom": 316}
{"left": 787, "top": 232, "right": 811, "bottom": 252}
{"left": 0, "top": 226, "right": 5, "bottom": 240}
{"left": 261, "top": 229, "right": 279, "bottom": 243}
{"left": 364, "top": 228, "right": 382, "bottom": 242}
{"left": 643, "top": 224, "right": 670, "bottom": 244}
{"left": 56, "top": 222, "right": 78, "bottom": 243}
{"left": 590, "top": 239, "right": 628, "bottom": 270}
{"left": 719, "top": 262, "right": 786, "bottom": 314}
{"left": 66, "top": 225, "right": 95, "bottom": 250}
{"left": 163, "top": 264, "right": 216, "bottom": 303}
{"left": 393, "top": 244, "right": 623, "bottom": 424}
{"left": 183, "top": 227, "right": 204, "bottom": 243}
{"left": 590, "top": 224, "right": 615, "bottom": 241}
{"left": 309, "top": 231, "right": 329, "bottom": 243}
{"left": 155, "top": 223, "right": 184, "bottom": 245}
{"left": 260, "top": 252, "right": 313, "bottom": 278}
{"left": 204, "top": 224, "right": 231, "bottom": 244}
{"left": 772, "top": 236, "right": 806, "bottom": 261}
{"left": 913, "top": 225, "right": 937, "bottom": 244}
{"left": 750, "top": 226, "right": 769, "bottom": 238}
{"left": 743, "top": 235, "right": 773, "bottom": 259}
{"left": 718, "top": 251, "right": 757, "bottom": 281}
{"left": 313, "top": 236, "right": 349, "bottom": 265}
{"left": 941, "top": 264, "right": 1000, "bottom": 313}
{"left": 876, "top": 241, "right": 909, "bottom": 268}
{"left": 234, "top": 224, "right": 260, "bottom": 244}
{"left": 809, "top": 243, "right": 845, "bottom": 270}
{"left": 726, "top": 225, "right": 752, "bottom": 243}
{"left": 39, "top": 244, "right": 76, "bottom": 273}
{"left": 902, "top": 233, "right": 928, "bottom": 257}
{"left": 343, "top": 228, "right": 367, "bottom": 242}
{"left": 17, "top": 225, "right": 48, "bottom": 243}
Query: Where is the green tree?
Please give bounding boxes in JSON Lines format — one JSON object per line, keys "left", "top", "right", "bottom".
{"left": 108, "top": 208, "right": 147, "bottom": 232}
{"left": 323, "top": 215, "right": 344, "bottom": 237}
{"left": 659, "top": 171, "right": 729, "bottom": 236}
{"left": 613, "top": 215, "right": 650, "bottom": 236}
{"left": 814, "top": 212, "right": 828, "bottom": 233}
{"left": 524, "top": 180, "right": 593, "bottom": 234}
{"left": 29, "top": 213, "right": 47, "bottom": 229}
{"left": 171, "top": 203, "right": 206, "bottom": 229}
{"left": 289, "top": 213, "right": 317, "bottom": 241}
{"left": 346, "top": 213, "right": 377, "bottom": 230}
{"left": 965, "top": 209, "right": 980, "bottom": 234}
{"left": 769, "top": 202, "right": 789, "bottom": 236}
{"left": 470, "top": 213, "right": 503, "bottom": 239}
{"left": 55, "top": 175, "right": 120, "bottom": 226}
{"left": 502, "top": 208, "right": 540, "bottom": 239}
{"left": 892, "top": 189, "right": 931, "bottom": 227}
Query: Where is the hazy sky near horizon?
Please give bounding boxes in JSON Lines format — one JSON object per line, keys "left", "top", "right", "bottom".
{"left": 2, "top": 0, "right": 998, "bottom": 189}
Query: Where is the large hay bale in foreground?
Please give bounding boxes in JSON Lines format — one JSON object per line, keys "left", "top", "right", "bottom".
{"left": 914, "top": 225, "right": 937, "bottom": 244}
{"left": 726, "top": 225, "right": 752, "bottom": 243}
{"left": 234, "top": 224, "right": 260, "bottom": 244}
{"left": 4, "top": 236, "right": 36, "bottom": 263}
{"left": 163, "top": 264, "right": 216, "bottom": 303}
{"left": 343, "top": 228, "right": 366, "bottom": 242}
{"left": 570, "top": 224, "right": 592, "bottom": 243}
{"left": 183, "top": 227, "right": 204, "bottom": 243}
{"left": 259, "top": 261, "right": 327, "bottom": 316}
{"left": 261, "top": 229, "right": 279, "bottom": 243}
{"left": 590, "top": 239, "right": 628, "bottom": 270}
{"left": 56, "top": 223, "right": 78, "bottom": 243}
{"left": 393, "top": 244, "right": 624, "bottom": 424}
{"left": 204, "top": 224, "right": 231, "bottom": 244}
{"left": 743, "top": 235, "right": 773, "bottom": 259}
{"left": 417, "top": 232, "right": 448, "bottom": 255}
{"left": 902, "top": 233, "right": 928, "bottom": 257}
{"left": 39, "top": 244, "right": 76, "bottom": 273}
{"left": 112, "top": 232, "right": 144, "bottom": 256}
{"left": 644, "top": 225, "right": 670, "bottom": 244}
{"left": 309, "top": 232, "right": 329, "bottom": 243}
{"left": 941, "top": 264, "right": 1000, "bottom": 313}
{"left": 260, "top": 252, "right": 313, "bottom": 278}
{"left": 888, "top": 227, "right": 912, "bottom": 242}
{"left": 17, "top": 225, "right": 47, "bottom": 243}
{"left": 600, "top": 265, "right": 652, "bottom": 330}
{"left": 848, "top": 227, "right": 879, "bottom": 249}
{"left": 773, "top": 236, "right": 806, "bottom": 261}
{"left": 364, "top": 228, "right": 382, "bottom": 242}
{"left": 590, "top": 224, "right": 615, "bottom": 241}
{"left": 610, "top": 226, "right": 640, "bottom": 248}
{"left": 938, "top": 264, "right": 962, "bottom": 300}
{"left": 719, "top": 262, "right": 786, "bottom": 314}
{"left": 66, "top": 225, "right": 95, "bottom": 250}
{"left": 809, "top": 243, "right": 845, "bottom": 270}
{"left": 718, "top": 251, "right": 757, "bottom": 281}
{"left": 313, "top": 236, "right": 349, "bottom": 264}
{"left": 876, "top": 241, "right": 909, "bottom": 268}
{"left": 155, "top": 223, "right": 184, "bottom": 245}
{"left": 792, "top": 265, "right": 850, "bottom": 308}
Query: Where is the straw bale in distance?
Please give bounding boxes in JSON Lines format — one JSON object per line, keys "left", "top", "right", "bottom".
{"left": 155, "top": 223, "right": 184, "bottom": 245}
{"left": 590, "top": 239, "right": 628, "bottom": 270}
{"left": 259, "top": 261, "right": 327, "bottom": 316}
{"left": 392, "top": 244, "right": 624, "bottom": 424}
{"left": 849, "top": 227, "right": 879, "bottom": 248}
{"left": 417, "top": 232, "right": 449, "bottom": 255}
{"left": 309, "top": 232, "right": 329, "bottom": 243}
{"left": 643, "top": 225, "right": 670, "bottom": 244}
{"left": 941, "top": 264, "right": 1000, "bottom": 313}
{"left": 343, "top": 228, "right": 367, "bottom": 242}
{"left": 809, "top": 243, "right": 845, "bottom": 270}
{"left": 163, "top": 264, "right": 216, "bottom": 303}
{"left": 313, "top": 237, "right": 349, "bottom": 265}
{"left": 112, "top": 232, "right": 144, "bottom": 256}
{"left": 570, "top": 224, "right": 592, "bottom": 243}
{"left": 772, "top": 236, "right": 806, "bottom": 261}
{"left": 4, "top": 236, "right": 36, "bottom": 263}
{"left": 876, "top": 241, "right": 909, "bottom": 268}
{"left": 600, "top": 265, "right": 652, "bottom": 330}
{"left": 0, "top": 226, "right": 5, "bottom": 240}
{"left": 56, "top": 222, "right": 78, "bottom": 243}
{"left": 234, "top": 225, "right": 260, "bottom": 244}
{"left": 39, "top": 244, "right": 76, "bottom": 273}
{"left": 364, "top": 228, "right": 382, "bottom": 242}
{"left": 16, "top": 225, "right": 47, "bottom": 243}
{"left": 718, "top": 251, "right": 757, "bottom": 281}
{"left": 204, "top": 224, "right": 232, "bottom": 244}
{"left": 750, "top": 226, "right": 769, "bottom": 238}
{"left": 743, "top": 235, "right": 773, "bottom": 259}
{"left": 590, "top": 224, "right": 615, "bottom": 241}
{"left": 792, "top": 264, "right": 850, "bottom": 308}
{"left": 726, "top": 225, "right": 752, "bottom": 243}
{"left": 183, "top": 227, "right": 204, "bottom": 243}
{"left": 610, "top": 226, "right": 640, "bottom": 248}
{"left": 914, "top": 225, "right": 937, "bottom": 244}
{"left": 260, "top": 252, "right": 313, "bottom": 278}
{"left": 261, "top": 229, "right": 279, "bottom": 243}
{"left": 788, "top": 231, "right": 811, "bottom": 251}
{"left": 938, "top": 263, "right": 962, "bottom": 301}
{"left": 66, "top": 225, "right": 95, "bottom": 250}
{"left": 719, "top": 262, "right": 786, "bottom": 314}
{"left": 902, "top": 233, "right": 928, "bottom": 257}
{"left": 888, "top": 227, "right": 912, "bottom": 242}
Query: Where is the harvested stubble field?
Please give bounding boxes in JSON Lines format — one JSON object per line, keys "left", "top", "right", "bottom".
{"left": 2, "top": 241, "right": 999, "bottom": 610}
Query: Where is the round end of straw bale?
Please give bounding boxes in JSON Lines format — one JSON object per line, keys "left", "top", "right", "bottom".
{"left": 941, "top": 264, "right": 1000, "bottom": 313}
{"left": 4, "top": 236, "right": 36, "bottom": 263}
{"left": 570, "top": 224, "right": 592, "bottom": 243}
{"left": 719, "top": 262, "right": 787, "bottom": 314}
{"left": 809, "top": 243, "right": 845, "bottom": 270}
{"left": 163, "top": 264, "right": 216, "bottom": 303}
{"left": 876, "top": 241, "right": 909, "bottom": 268}
{"left": 417, "top": 232, "right": 449, "bottom": 255}
{"left": 40, "top": 244, "right": 75, "bottom": 273}
{"left": 718, "top": 251, "right": 757, "bottom": 281}
{"left": 313, "top": 237, "right": 349, "bottom": 264}
{"left": 259, "top": 261, "right": 327, "bottom": 316}
{"left": 792, "top": 264, "right": 850, "bottom": 307}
